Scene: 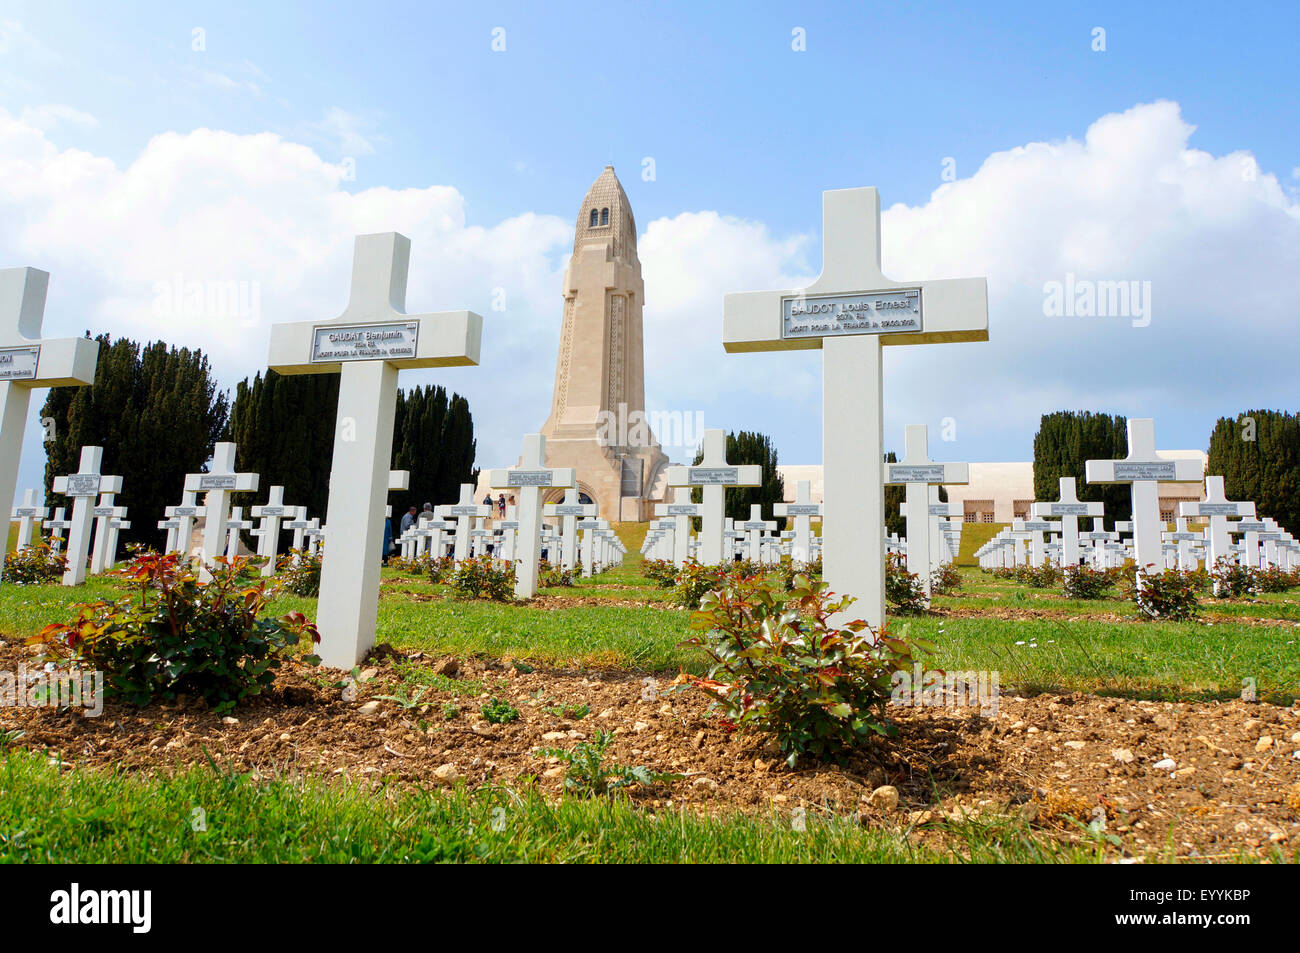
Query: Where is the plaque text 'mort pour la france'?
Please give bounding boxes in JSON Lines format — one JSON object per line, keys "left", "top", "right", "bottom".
{"left": 888, "top": 464, "right": 946, "bottom": 483}
{"left": 1113, "top": 462, "right": 1177, "bottom": 481}
{"left": 687, "top": 467, "right": 739, "bottom": 485}
{"left": 311, "top": 322, "right": 419, "bottom": 363}
{"left": 782, "top": 289, "right": 921, "bottom": 340}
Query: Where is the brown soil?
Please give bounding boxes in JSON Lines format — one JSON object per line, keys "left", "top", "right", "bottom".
{"left": 3, "top": 638, "right": 1297, "bottom": 861}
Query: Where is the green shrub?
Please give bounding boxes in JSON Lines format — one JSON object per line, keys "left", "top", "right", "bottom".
{"left": 677, "top": 573, "right": 928, "bottom": 767}
{"left": 930, "top": 562, "right": 962, "bottom": 594}
{"left": 1254, "top": 566, "right": 1300, "bottom": 593}
{"left": 672, "top": 560, "right": 728, "bottom": 609}
{"left": 540, "top": 564, "right": 576, "bottom": 588}
{"left": 450, "top": 556, "right": 515, "bottom": 600}
{"left": 641, "top": 559, "right": 677, "bottom": 588}
{"left": 278, "top": 548, "right": 322, "bottom": 597}
{"left": 30, "top": 552, "right": 320, "bottom": 713}
{"left": 3, "top": 541, "right": 67, "bottom": 585}
{"left": 537, "top": 730, "right": 681, "bottom": 796}
{"left": 1061, "top": 565, "right": 1113, "bottom": 600}
{"left": 424, "top": 555, "right": 455, "bottom": 584}
{"left": 1128, "top": 567, "right": 1200, "bottom": 621}
{"left": 1015, "top": 563, "right": 1060, "bottom": 588}
{"left": 885, "top": 554, "right": 928, "bottom": 614}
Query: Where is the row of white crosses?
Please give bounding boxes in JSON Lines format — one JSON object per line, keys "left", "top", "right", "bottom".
{"left": 724, "top": 187, "right": 988, "bottom": 630}
{"left": 885, "top": 423, "right": 968, "bottom": 601}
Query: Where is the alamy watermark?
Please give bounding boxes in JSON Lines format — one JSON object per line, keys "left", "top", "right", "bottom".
{"left": 153, "top": 273, "right": 261, "bottom": 328}
{"left": 1042, "top": 273, "right": 1151, "bottom": 327}
{"left": 890, "top": 665, "right": 999, "bottom": 716}
{"left": 596, "top": 402, "right": 705, "bottom": 452}
{"left": 1, "top": 665, "right": 104, "bottom": 717}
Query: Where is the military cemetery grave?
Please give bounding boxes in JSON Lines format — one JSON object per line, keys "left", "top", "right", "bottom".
{"left": 0, "top": 8, "right": 1296, "bottom": 882}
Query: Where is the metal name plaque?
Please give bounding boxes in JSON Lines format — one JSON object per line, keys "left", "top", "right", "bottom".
{"left": 664, "top": 504, "right": 700, "bottom": 516}
{"left": 198, "top": 474, "right": 237, "bottom": 490}
{"left": 1113, "top": 462, "right": 1177, "bottom": 481}
{"left": 1021, "top": 521, "right": 1053, "bottom": 532}
{"left": 15, "top": 507, "right": 42, "bottom": 517}
{"left": 687, "top": 467, "right": 739, "bottom": 485}
{"left": 742, "top": 522, "right": 768, "bottom": 530}
{"left": 498, "top": 521, "right": 520, "bottom": 529}
{"left": 1197, "top": 503, "right": 1242, "bottom": 516}
{"left": 0, "top": 346, "right": 40, "bottom": 381}
{"left": 781, "top": 531, "right": 795, "bottom": 538}
{"left": 1048, "top": 503, "right": 1092, "bottom": 515}
{"left": 576, "top": 520, "right": 600, "bottom": 529}
{"left": 66, "top": 474, "right": 101, "bottom": 496}
{"left": 553, "top": 505, "right": 589, "bottom": 516}
{"left": 92, "top": 507, "right": 116, "bottom": 517}
{"left": 1232, "top": 522, "right": 1265, "bottom": 533}
{"left": 257, "top": 507, "right": 287, "bottom": 517}
{"left": 785, "top": 504, "right": 821, "bottom": 516}
{"left": 888, "top": 464, "right": 946, "bottom": 483}
{"left": 172, "top": 506, "right": 202, "bottom": 517}
{"left": 782, "top": 289, "right": 921, "bottom": 340}
{"left": 311, "top": 322, "right": 419, "bottom": 363}
{"left": 448, "top": 505, "right": 483, "bottom": 515}
{"left": 507, "top": 470, "right": 555, "bottom": 487}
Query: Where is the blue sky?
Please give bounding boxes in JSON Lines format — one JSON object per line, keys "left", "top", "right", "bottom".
{"left": 3, "top": 0, "right": 1299, "bottom": 505}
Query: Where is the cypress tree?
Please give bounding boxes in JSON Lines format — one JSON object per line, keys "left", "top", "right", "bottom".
{"left": 1032, "top": 411, "right": 1131, "bottom": 526}
{"left": 1207, "top": 410, "right": 1299, "bottom": 534}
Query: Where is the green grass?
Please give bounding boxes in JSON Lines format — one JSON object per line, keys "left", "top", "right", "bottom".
{"left": 0, "top": 749, "right": 1109, "bottom": 864}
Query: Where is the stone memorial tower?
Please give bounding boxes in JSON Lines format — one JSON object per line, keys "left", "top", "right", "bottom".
{"left": 539, "top": 166, "right": 668, "bottom": 520}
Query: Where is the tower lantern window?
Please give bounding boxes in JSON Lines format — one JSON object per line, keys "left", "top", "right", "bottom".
{"left": 589, "top": 209, "right": 598, "bottom": 227}
{"left": 600, "top": 207, "right": 609, "bottom": 225}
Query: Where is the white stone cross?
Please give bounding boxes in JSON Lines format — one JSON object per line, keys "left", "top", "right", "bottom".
{"left": 1179, "top": 475, "right": 1254, "bottom": 569}
{"left": 544, "top": 488, "right": 597, "bottom": 571}
{"left": 723, "top": 188, "right": 987, "bottom": 629}
{"left": 51, "top": 446, "right": 108, "bottom": 586}
{"left": 43, "top": 507, "right": 71, "bottom": 555}
{"left": 165, "top": 489, "right": 206, "bottom": 560}
{"left": 100, "top": 502, "right": 129, "bottom": 571}
{"left": 487, "top": 434, "right": 574, "bottom": 598}
{"left": 1085, "top": 419, "right": 1202, "bottom": 576}
{"left": 251, "top": 485, "right": 291, "bottom": 577}
{"left": 740, "top": 503, "right": 776, "bottom": 563}
{"left": 884, "top": 424, "right": 969, "bottom": 598}
{"left": 1031, "top": 477, "right": 1103, "bottom": 568}
{"left": 1162, "top": 517, "right": 1201, "bottom": 571}
{"left": 185, "top": 442, "right": 259, "bottom": 581}
{"left": 283, "top": 509, "right": 315, "bottom": 558}
{"left": 10, "top": 488, "right": 47, "bottom": 551}
{"left": 225, "top": 506, "right": 253, "bottom": 560}
{"left": 157, "top": 516, "right": 181, "bottom": 555}
{"left": 89, "top": 476, "right": 125, "bottom": 575}
{"left": 928, "top": 486, "right": 962, "bottom": 575}
{"left": 664, "top": 429, "right": 762, "bottom": 566}
{"left": 654, "top": 487, "right": 702, "bottom": 567}
{"left": 444, "top": 483, "right": 491, "bottom": 561}
{"left": 774, "top": 479, "right": 822, "bottom": 568}
{"left": 267, "top": 231, "right": 483, "bottom": 667}
{"left": 577, "top": 516, "right": 605, "bottom": 576}
{"left": 0, "top": 267, "right": 98, "bottom": 584}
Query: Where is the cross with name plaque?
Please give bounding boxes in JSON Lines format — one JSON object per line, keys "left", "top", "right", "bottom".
{"left": 0, "top": 267, "right": 98, "bottom": 585}
{"left": 774, "top": 479, "right": 822, "bottom": 568}
{"left": 251, "top": 485, "right": 292, "bottom": 577}
{"left": 89, "top": 477, "right": 125, "bottom": 575}
{"left": 654, "top": 487, "right": 701, "bottom": 567}
{"left": 724, "top": 188, "right": 987, "bottom": 629}
{"left": 10, "top": 488, "right": 47, "bottom": 552}
{"left": 487, "top": 434, "right": 574, "bottom": 598}
{"left": 665, "top": 429, "right": 762, "bottom": 566}
{"left": 185, "top": 442, "right": 258, "bottom": 581}
{"left": 544, "top": 488, "right": 597, "bottom": 571}
{"left": 51, "top": 446, "right": 108, "bottom": 586}
{"left": 165, "top": 489, "right": 206, "bottom": 559}
{"left": 885, "top": 425, "right": 969, "bottom": 597}
{"left": 1031, "top": 477, "right": 1103, "bottom": 567}
{"left": 1179, "top": 476, "right": 1254, "bottom": 569}
{"left": 444, "top": 483, "right": 491, "bottom": 561}
{"left": 268, "top": 232, "right": 483, "bottom": 667}
{"left": 43, "top": 507, "right": 71, "bottom": 556}
{"left": 1085, "top": 419, "right": 1202, "bottom": 576}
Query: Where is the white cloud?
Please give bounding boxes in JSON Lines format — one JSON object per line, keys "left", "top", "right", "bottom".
{"left": 307, "top": 107, "right": 384, "bottom": 157}
{"left": 18, "top": 103, "right": 99, "bottom": 130}
{"left": 4, "top": 100, "right": 1298, "bottom": 510}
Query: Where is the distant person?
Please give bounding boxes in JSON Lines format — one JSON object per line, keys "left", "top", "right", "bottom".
{"left": 497, "top": 493, "right": 506, "bottom": 518}
{"left": 400, "top": 506, "right": 417, "bottom": 534}
{"left": 421, "top": 502, "right": 434, "bottom": 522}
{"left": 382, "top": 514, "right": 393, "bottom": 565}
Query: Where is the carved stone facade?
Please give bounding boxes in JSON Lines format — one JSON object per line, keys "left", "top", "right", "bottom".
{"left": 537, "top": 166, "right": 668, "bottom": 521}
